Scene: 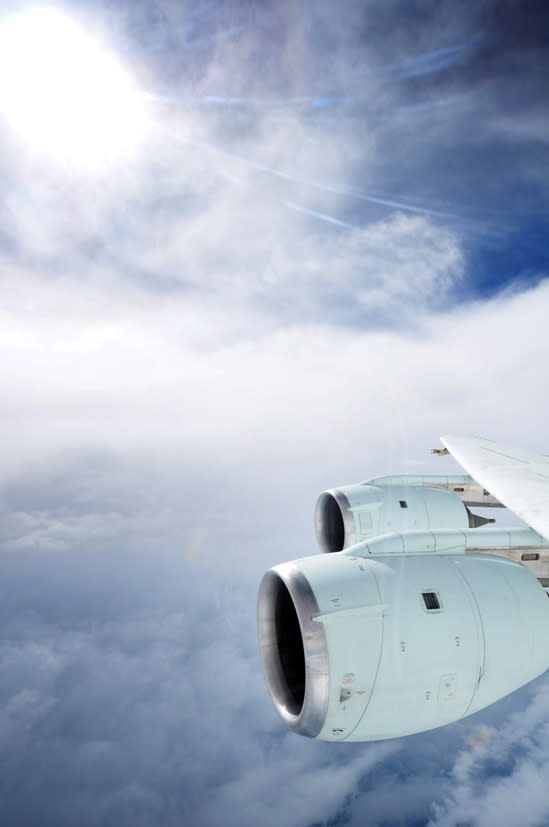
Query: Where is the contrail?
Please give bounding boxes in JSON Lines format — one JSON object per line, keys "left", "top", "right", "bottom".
{"left": 144, "top": 36, "right": 484, "bottom": 112}
{"left": 144, "top": 84, "right": 469, "bottom": 115}
{"left": 368, "top": 38, "right": 480, "bottom": 80}
{"left": 389, "top": 43, "right": 469, "bottom": 73}
{"left": 284, "top": 201, "right": 355, "bottom": 229}
{"left": 342, "top": 190, "right": 452, "bottom": 218}
{"left": 145, "top": 90, "right": 463, "bottom": 111}
{"left": 162, "top": 128, "right": 454, "bottom": 219}
{"left": 146, "top": 93, "right": 353, "bottom": 109}
{"left": 393, "top": 57, "right": 467, "bottom": 82}
{"left": 211, "top": 157, "right": 355, "bottom": 230}
{"left": 215, "top": 165, "right": 356, "bottom": 230}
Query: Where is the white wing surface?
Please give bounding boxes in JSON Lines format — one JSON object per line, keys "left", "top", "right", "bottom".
{"left": 441, "top": 435, "right": 549, "bottom": 542}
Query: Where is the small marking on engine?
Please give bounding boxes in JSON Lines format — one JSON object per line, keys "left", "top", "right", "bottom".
{"left": 439, "top": 673, "right": 457, "bottom": 702}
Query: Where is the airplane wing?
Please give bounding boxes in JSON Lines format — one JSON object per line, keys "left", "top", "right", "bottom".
{"left": 441, "top": 435, "right": 549, "bottom": 542}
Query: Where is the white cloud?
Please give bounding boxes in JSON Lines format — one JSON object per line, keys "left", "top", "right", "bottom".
{"left": 0, "top": 266, "right": 547, "bottom": 481}
{"left": 429, "top": 680, "right": 549, "bottom": 827}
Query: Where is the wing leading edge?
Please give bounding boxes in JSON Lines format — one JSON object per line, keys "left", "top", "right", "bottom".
{"left": 441, "top": 435, "right": 549, "bottom": 543}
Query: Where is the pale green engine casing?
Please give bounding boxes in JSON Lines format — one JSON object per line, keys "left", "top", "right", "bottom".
{"left": 315, "top": 484, "right": 470, "bottom": 553}
{"left": 258, "top": 548, "right": 549, "bottom": 742}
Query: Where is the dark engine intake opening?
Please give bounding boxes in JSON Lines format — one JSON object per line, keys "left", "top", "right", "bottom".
{"left": 315, "top": 492, "right": 345, "bottom": 553}
{"left": 272, "top": 576, "right": 306, "bottom": 714}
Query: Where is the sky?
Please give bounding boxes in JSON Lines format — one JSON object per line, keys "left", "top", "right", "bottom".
{"left": 0, "top": 0, "right": 549, "bottom": 825}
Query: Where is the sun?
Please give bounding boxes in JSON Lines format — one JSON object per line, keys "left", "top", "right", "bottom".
{"left": 0, "top": 8, "right": 149, "bottom": 169}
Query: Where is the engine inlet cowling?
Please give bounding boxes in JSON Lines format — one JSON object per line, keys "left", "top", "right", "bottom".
{"left": 257, "top": 562, "right": 329, "bottom": 737}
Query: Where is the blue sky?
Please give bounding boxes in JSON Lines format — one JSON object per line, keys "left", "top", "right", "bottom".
{"left": 1, "top": 1, "right": 549, "bottom": 825}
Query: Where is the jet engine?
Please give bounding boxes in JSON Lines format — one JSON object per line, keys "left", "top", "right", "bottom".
{"left": 315, "top": 475, "right": 496, "bottom": 553}
{"left": 258, "top": 469, "right": 549, "bottom": 742}
{"left": 257, "top": 545, "right": 549, "bottom": 741}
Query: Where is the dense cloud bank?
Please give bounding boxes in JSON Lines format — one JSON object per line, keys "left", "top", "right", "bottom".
{"left": 2, "top": 275, "right": 549, "bottom": 483}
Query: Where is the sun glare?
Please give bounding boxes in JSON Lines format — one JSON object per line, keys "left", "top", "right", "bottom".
{"left": 0, "top": 8, "right": 148, "bottom": 168}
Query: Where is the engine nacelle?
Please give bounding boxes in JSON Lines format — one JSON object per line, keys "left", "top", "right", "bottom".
{"left": 315, "top": 482, "right": 481, "bottom": 553}
{"left": 369, "top": 474, "right": 502, "bottom": 508}
{"left": 257, "top": 548, "right": 549, "bottom": 741}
